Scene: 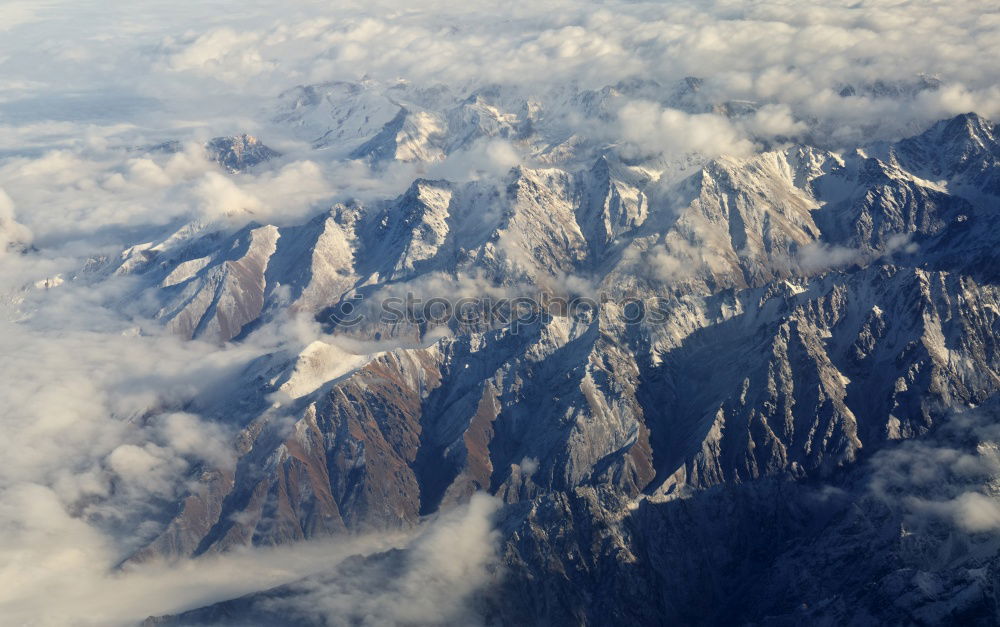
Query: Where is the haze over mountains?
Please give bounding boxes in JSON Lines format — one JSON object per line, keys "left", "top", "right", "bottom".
{"left": 2, "top": 1, "right": 1000, "bottom": 625}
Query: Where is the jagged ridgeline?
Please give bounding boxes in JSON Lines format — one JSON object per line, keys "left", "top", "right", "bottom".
{"left": 126, "top": 104, "right": 1000, "bottom": 625}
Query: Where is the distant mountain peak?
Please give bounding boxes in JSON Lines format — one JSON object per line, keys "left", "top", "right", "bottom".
{"left": 923, "top": 111, "right": 996, "bottom": 144}
{"left": 891, "top": 112, "right": 999, "bottom": 185}
{"left": 206, "top": 134, "right": 281, "bottom": 173}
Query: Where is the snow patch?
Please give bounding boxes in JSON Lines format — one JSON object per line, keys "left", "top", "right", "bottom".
{"left": 278, "top": 340, "right": 375, "bottom": 399}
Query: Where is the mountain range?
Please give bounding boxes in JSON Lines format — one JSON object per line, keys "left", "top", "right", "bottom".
{"left": 53, "top": 79, "right": 1000, "bottom": 624}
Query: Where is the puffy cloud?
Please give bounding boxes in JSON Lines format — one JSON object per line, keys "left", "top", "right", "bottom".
{"left": 912, "top": 492, "right": 1000, "bottom": 533}
{"left": 617, "top": 101, "right": 756, "bottom": 159}
{"left": 518, "top": 457, "right": 540, "bottom": 477}
{"left": 163, "top": 28, "right": 273, "bottom": 81}
{"left": 428, "top": 138, "right": 524, "bottom": 181}
{"left": 869, "top": 406, "right": 1000, "bottom": 537}
{"left": 2, "top": 0, "right": 998, "bottom": 154}
{"left": 0, "top": 187, "right": 31, "bottom": 253}
{"left": 192, "top": 171, "right": 264, "bottom": 219}
{"left": 790, "top": 234, "right": 917, "bottom": 276}
{"left": 744, "top": 104, "right": 809, "bottom": 140}
{"left": 0, "top": 496, "right": 410, "bottom": 626}
{"left": 235, "top": 494, "right": 502, "bottom": 626}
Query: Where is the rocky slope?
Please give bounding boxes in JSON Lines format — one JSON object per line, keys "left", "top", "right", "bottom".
{"left": 123, "top": 108, "right": 1000, "bottom": 624}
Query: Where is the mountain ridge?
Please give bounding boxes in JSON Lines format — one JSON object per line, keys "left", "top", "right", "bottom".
{"left": 82, "top": 110, "right": 1000, "bottom": 624}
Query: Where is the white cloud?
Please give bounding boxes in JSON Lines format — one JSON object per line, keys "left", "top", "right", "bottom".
{"left": 257, "top": 494, "right": 502, "bottom": 626}
{"left": 428, "top": 138, "right": 523, "bottom": 181}
{"left": 870, "top": 407, "right": 1000, "bottom": 537}
{"left": 744, "top": 104, "right": 809, "bottom": 139}
{"left": 163, "top": 28, "right": 272, "bottom": 81}
{"left": 192, "top": 171, "right": 263, "bottom": 219}
{"left": 791, "top": 233, "right": 917, "bottom": 276}
{"left": 617, "top": 101, "right": 755, "bottom": 159}
{"left": 0, "top": 494, "right": 412, "bottom": 626}
{"left": 0, "top": 187, "right": 32, "bottom": 253}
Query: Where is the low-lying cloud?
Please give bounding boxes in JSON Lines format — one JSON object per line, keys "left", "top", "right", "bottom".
{"left": 869, "top": 405, "right": 1000, "bottom": 536}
